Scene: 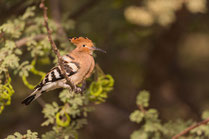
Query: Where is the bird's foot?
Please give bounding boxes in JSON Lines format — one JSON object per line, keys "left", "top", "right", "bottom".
{"left": 74, "top": 87, "right": 82, "bottom": 93}
{"left": 74, "top": 82, "right": 86, "bottom": 94}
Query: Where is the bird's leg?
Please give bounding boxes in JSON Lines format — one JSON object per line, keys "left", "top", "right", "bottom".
{"left": 62, "top": 83, "right": 72, "bottom": 92}
{"left": 74, "top": 87, "right": 82, "bottom": 93}
{"left": 62, "top": 81, "right": 86, "bottom": 94}
{"left": 74, "top": 81, "right": 86, "bottom": 94}
{"left": 61, "top": 80, "right": 79, "bottom": 93}
{"left": 80, "top": 81, "right": 86, "bottom": 91}
{"left": 62, "top": 83, "right": 82, "bottom": 93}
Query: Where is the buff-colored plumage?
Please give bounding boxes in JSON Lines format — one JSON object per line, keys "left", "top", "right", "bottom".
{"left": 22, "top": 37, "right": 105, "bottom": 105}
{"left": 65, "top": 37, "right": 95, "bottom": 84}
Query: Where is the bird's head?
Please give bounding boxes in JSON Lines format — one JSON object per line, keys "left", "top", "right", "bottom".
{"left": 70, "top": 37, "right": 106, "bottom": 55}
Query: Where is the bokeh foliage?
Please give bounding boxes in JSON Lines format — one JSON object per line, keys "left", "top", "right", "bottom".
{"left": 124, "top": 0, "right": 207, "bottom": 26}
{"left": 0, "top": 3, "right": 114, "bottom": 139}
{"left": 130, "top": 91, "right": 209, "bottom": 139}
{"left": 1, "top": 0, "right": 209, "bottom": 139}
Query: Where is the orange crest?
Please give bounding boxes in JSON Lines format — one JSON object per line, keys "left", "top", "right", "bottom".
{"left": 70, "top": 37, "right": 92, "bottom": 45}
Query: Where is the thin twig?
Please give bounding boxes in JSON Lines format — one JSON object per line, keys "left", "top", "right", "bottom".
{"left": 138, "top": 105, "right": 146, "bottom": 114}
{"left": 37, "top": 98, "right": 46, "bottom": 107}
{"left": 40, "top": 0, "right": 75, "bottom": 91}
{"left": 172, "top": 117, "right": 209, "bottom": 139}
{"left": 4, "top": 71, "right": 10, "bottom": 84}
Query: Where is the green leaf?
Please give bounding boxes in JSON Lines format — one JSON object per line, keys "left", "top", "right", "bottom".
{"left": 0, "top": 22, "right": 15, "bottom": 35}
{"left": 163, "top": 119, "right": 193, "bottom": 136}
{"left": 130, "top": 110, "right": 144, "bottom": 123}
{"left": 201, "top": 110, "right": 209, "bottom": 120}
{"left": 144, "top": 121, "right": 162, "bottom": 132}
{"left": 21, "top": 6, "right": 36, "bottom": 20}
{"left": 59, "top": 89, "right": 74, "bottom": 103}
{"left": 15, "top": 61, "right": 32, "bottom": 77}
{"left": 42, "top": 102, "right": 59, "bottom": 126}
{"left": 145, "top": 109, "right": 159, "bottom": 120}
{"left": 6, "top": 130, "right": 38, "bottom": 139}
{"left": 136, "top": 90, "right": 150, "bottom": 107}
{"left": 130, "top": 130, "right": 148, "bottom": 139}
{"left": 25, "top": 130, "right": 39, "bottom": 139}
{"left": 42, "top": 131, "right": 57, "bottom": 139}
{"left": 14, "top": 49, "right": 22, "bottom": 55}
{"left": 5, "top": 135, "right": 16, "bottom": 139}
{"left": 5, "top": 40, "right": 16, "bottom": 49}
{"left": 72, "top": 118, "right": 88, "bottom": 129}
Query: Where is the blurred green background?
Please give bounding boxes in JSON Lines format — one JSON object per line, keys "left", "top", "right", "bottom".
{"left": 0, "top": 0, "right": 209, "bottom": 138}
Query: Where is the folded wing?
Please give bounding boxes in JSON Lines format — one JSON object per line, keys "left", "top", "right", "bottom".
{"left": 34, "top": 61, "right": 80, "bottom": 91}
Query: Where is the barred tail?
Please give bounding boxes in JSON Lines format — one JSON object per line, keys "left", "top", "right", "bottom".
{"left": 21, "top": 90, "right": 42, "bottom": 105}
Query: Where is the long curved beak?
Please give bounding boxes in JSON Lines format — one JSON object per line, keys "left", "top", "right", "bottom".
{"left": 91, "top": 46, "right": 106, "bottom": 53}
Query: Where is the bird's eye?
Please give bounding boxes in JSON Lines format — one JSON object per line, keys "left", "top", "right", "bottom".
{"left": 83, "top": 45, "right": 86, "bottom": 47}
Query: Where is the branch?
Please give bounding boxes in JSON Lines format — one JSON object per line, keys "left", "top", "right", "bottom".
{"left": 172, "top": 117, "right": 209, "bottom": 139}
{"left": 15, "top": 34, "right": 46, "bottom": 48}
{"left": 37, "top": 98, "right": 46, "bottom": 107}
{"left": 40, "top": 0, "right": 75, "bottom": 91}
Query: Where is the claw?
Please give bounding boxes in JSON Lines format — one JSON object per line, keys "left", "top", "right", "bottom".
{"left": 74, "top": 87, "right": 82, "bottom": 94}
{"left": 74, "top": 82, "right": 86, "bottom": 94}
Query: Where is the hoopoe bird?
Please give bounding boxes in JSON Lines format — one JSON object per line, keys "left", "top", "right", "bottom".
{"left": 22, "top": 37, "right": 105, "bottom": 105}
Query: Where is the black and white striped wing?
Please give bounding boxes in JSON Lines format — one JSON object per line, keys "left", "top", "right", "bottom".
{"left": 34, "top": 61, "right": 79, "bottom": 91}
{"left": 21, "top": 55, "right": 79, "bottom": 105}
